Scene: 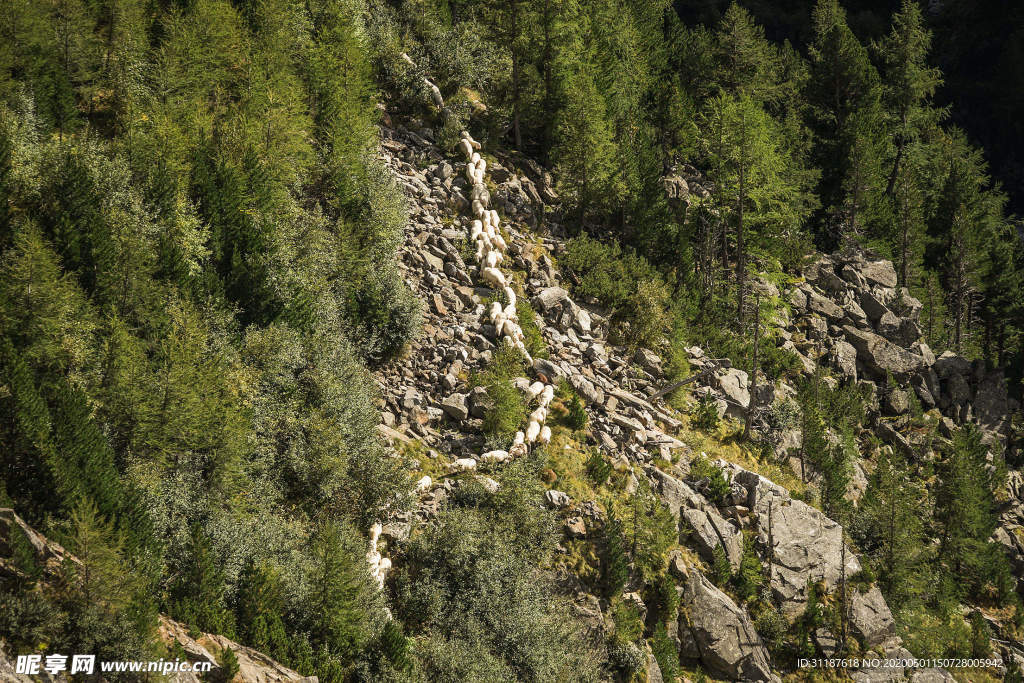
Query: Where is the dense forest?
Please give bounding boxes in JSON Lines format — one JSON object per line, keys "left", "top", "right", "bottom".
{"left": 0, "top": 0, "right": 1022, "bottom": 680}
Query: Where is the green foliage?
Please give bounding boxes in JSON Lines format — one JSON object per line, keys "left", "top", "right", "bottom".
{"left": 601, "top": 519, "right": 630, "bottom": 598}
{"left": 710, "top": 543, "right": 732, "bottom": 587}
{"left": 566, "top": 393, "right": 588, "bottom": 431}
{"left": 515, "top": 296, "right": 548, "bottom": 359}
{"left": 393, "top": 458, "right": 601, "bottom": 681}
{"left": 474, "top": 347, "right": 528, "bottom": 448}
{"left": 691, "top": 393, "right": 722, "bottom": 432}
{"left": 168, "top": 523, "right": 235, "bottom": 638}
{"left": 689, "top": 454, "right": 732, "bottom": 505}
{"left": 585, "top": 449, "right": 612, "bottom": 486}
{"left": 214, "top": 647, "right": 241, "bottom": 683}
{"left": 935, "top": 425, "right": 1017, "bottom": 605}
{"left": 651, "top": 622, "right": 680, "bottom": 682}
{"left": 732, "top": 536, "right": 765, "bottom": 603}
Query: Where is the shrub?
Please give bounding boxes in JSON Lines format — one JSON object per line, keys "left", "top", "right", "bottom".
{"left": 621, "top": 279, "right": 670, "bottom": 349}
{"left": 651, "top": 622, "right": 680, "bottom": 681}
{"left": 566, "top": 394, "right": 588, "bottom": 431}
{"left": 710, "top": 544, "right": 732, "bottom": 587}
{"left": 691, "top": 393, "right": 721, "bottom": 432}
{"left": 586, "top": 450, "right": 611, "bottom": 486}
{"left": 515, "top": 297, "right": 548, "bottom": 359}
{"left": 473, "top": 347, "right": 528, "bottom": 448}
{"left": 689, "top": 454, "right": 732, "bottom": 505}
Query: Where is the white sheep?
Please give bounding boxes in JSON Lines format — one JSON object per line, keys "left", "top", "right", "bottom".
{"left": 400, "top": 52, "right": 416, "bottom": 67}
{"left": 480, "top": 450, "right": 511, "bottom": 463}
{"left": 471, "top": 152, "right": 481, "bottom": 165}
{"left": 528, "top": 381, "right": 544, "bottom": 399}
{"left": 415, "top": 475, "right": 432, "bottom": 493}
{"left": 459, "top": 138, "right": 473, "bottom": 159}
{"left": 538, "top": 425, "right": 552, "bottom": 445}
{"left": 540, "top": 384, "right": 555, "bottom": 406}
{"left": 492, "top": 234, "right": 507, "bottom": 252}
{"left": 489, "top": 301, "right": 503, "bottom": 321}
{"left": 503, "top": 302, "right": 516, "bottom": 319}
{"left": 525, "top": 420, "right": 541, "bottom": 443}
{"left": 481, "top": 267, "right": 505, "bottom": 288}
{"left": 453, "top": 457, "right": 477, "bottom": 471}
{"left": 530, "top": 407, "right": 547, "bottom": 424}
{"left": 503, "top": 286, "right": 517, "bottom": 308}
{"left": 489, "top": 210, "right": 500, "bottom": 230}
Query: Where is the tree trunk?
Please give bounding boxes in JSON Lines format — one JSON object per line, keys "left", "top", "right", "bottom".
{"left": 744, "top": 293, "right": 759, "bottom": 441}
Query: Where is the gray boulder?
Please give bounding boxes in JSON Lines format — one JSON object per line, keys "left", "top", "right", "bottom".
{"left": 441, "top": 393, "right": 469, "bottom": 421}
{"left": 805, "top": 289, "right": 845, "bottom": 320}
{"left": 849, "top": 585, "right": 897, "bottom": 646}
{"left": 715, "top": 368, "right": 750, "bottom": 417}
{"left": 843, "top": 326, "right": 927, "bottom": 378}
{"left": 531, "top": 286, "right": 569, "bottom": 312}
{"left": 678, "top": 571, "right": 776, "bottom": 682}
{"left": 857, "top": 258, "right": 898, "bottom": 288}
{"left": 681, "top": 508, "right": 743, "bottom": 571}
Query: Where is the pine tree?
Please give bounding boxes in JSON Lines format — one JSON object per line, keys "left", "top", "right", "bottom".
{"left": 875, "top": 0, "right": 943, "bottom": 198}
{"left": 553, "top": 56, "right": 621, "bottom": 225}
{"left": 602, "top": 518, "right": 629, "bottom": 598}
{"left": 854, "top": 448, "right": 929, "bottom": 608}
{"left": 806, "top": 0, "right": 886, "bottom": 246}
{"left": 375, "top": 619, "right": 411, "bottom": 673}
{"left": 305, "top": 522, "right": 375, "bottom": 663}
{"left": 935, "top": 425, "right": 1015, "bottom": 603}
{"left": 234, "top": 559, "right": 289, "bottom": 661}
{"left": 168, "top": 523, "right": 234, "bottom": 637}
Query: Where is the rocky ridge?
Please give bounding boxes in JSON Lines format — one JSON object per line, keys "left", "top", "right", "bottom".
{"left": 368, "top": 119, "right": 986, "bottom": 680}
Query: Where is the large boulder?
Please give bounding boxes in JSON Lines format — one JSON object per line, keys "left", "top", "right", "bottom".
{"left": 849, "top": 585, "right": 897, "bottom": 646}
{"left": 682, "top": 508, "right": 743, "bottom": 571}
{"left": 678, "top": 571, "right": 777, "bottom": 682}
{"left": 855, "top": 258, "right": 898, "bottom": 289}
{"left": 715, "top": 368, "right": 750, "bottom": 418}
{"left": 743, "top": 478, "right": 863, "bottom": 616}
{"left": 842, "top": 326, "right": 928, "bottom": 378}
{"left": 804, "top": 289, "right": 845, "bottom": 321}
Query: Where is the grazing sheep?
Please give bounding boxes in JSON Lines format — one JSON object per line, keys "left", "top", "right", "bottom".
{"left": 480, "top": 450, "right": 511, "bottom": 464}
{"left": 415, "top": 475, "right": 432, "bottom": 492}
{"left": 538, "top": 425, "right": 552, "bottom": 444}
{"left": 481, "top": 267, "right": 505, "bottom": 288}
{"left": 525, "top": 420, "right": 541, "bottom": 443}
{"left": 453, "top": 457, "right": 477, "bottom": 471}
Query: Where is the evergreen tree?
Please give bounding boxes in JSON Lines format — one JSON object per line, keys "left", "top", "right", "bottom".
{"left": 936, "top": 425, "right": 1016, "bottom": 603}
{"left": 234, "top": 559, "right": 289, "bottom": 661}
{"left": 853, "top": 447, "right": 929, "bottom": 608}
{"left": 602, "top": 518, "right": 629, "bottom": 598}
{"left": 168, "top": 523, "right": 234, "bottom": 637}
{"left": 806, "top": 0, "right": 886, "bottom": 246}
{"left": 553, "top": 55, "right": 621, "bottom": 226}
{"left": 304, "top": 522, "right": 376, "bottom": 663}
{"left": 875, "top": 0, "right": 943, "bottom": 198}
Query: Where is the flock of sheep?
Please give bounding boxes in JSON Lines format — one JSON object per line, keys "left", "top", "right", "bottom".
{"left": 366, "top": 78, "right": 559, "bottom": 590}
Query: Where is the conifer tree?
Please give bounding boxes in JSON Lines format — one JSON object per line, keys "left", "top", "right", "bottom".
{"left": 854, "top": 448, "right": 929, "bottom": 608}
{"left": 806, "top": 0, "right": 886, "bottom": 245}
{"left": 168, "top": 523, "right": 234, "bottom": 637}
{"left": 304, "top": 522, "right": 376, "bottom": 663}
{"left": 234, "top": 559, "right": 289, "bottom": 661}
{"left": 935, "top": 425, "right": 1016, "bottom": 603}
{"left": 875, "top": 0, "right": 943, "bottom": 198}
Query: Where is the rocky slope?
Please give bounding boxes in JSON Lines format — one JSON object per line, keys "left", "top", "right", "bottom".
{"left": 367, "top": 116, "right": 1020, "bottom": 680}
